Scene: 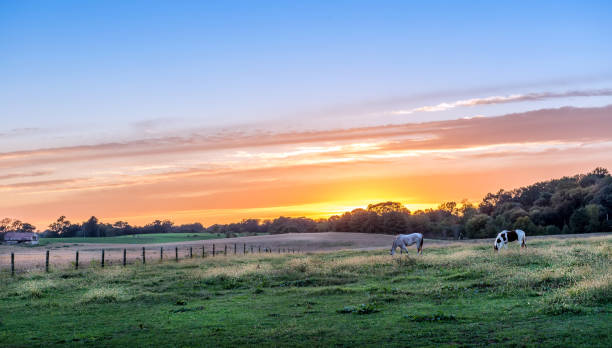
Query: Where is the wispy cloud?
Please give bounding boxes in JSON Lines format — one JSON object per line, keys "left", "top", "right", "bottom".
{"left": 0, "top": 170, "right": 52, "bottom": 181}
{"left": 390, "top": 88, "right": 612, "bottom": 114}
{"left": 1, "top": 105, "right": 611, "bottom": 170}
{"left": 0, "top": 178, "right": 88, "bottom": 191}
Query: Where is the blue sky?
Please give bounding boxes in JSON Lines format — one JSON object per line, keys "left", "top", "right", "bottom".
{"left": 2, "top": 1, "right": 611, "bottom": 145}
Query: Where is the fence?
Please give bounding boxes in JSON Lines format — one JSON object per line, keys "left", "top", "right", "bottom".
{"left": 2, "top": 243, "right": 301, "bottom": 276}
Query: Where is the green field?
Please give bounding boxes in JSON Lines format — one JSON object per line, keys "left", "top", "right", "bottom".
{"left": 1, "top": 236, "right": 610, "bottom": 347}
{"left": 38, "top": 232, "right": 264, "bottom": 246}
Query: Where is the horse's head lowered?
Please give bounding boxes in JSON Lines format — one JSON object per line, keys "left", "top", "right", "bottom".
{"left": 494, "top": 237, "right": 502, "bottom": 252}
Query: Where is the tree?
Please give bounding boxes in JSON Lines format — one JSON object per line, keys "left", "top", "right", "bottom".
{"left": 49, "top": 216, "right": 71, "bottom": 237}
{"left": 584, "top": 204, "right": 604, "bottom": 232}
{"left": 381, "top": 211, "right": 407, "bottom": 235}
{"left": 113, "top": 221, "right": 129, "bottom": 229}
{"left": 82, "top": 216, "right": 99, "bottom": 237}
{"left": 569, "top": 208, "right": 589, "bottom": 233}
{"left": 459, "top": 200, "right": 478, "bottom": 225}
{"left": 349, "top": 209, "right": 380, "bottom": 233}
{"left": 5, "top": 219, "right": 36, "bottom": 233}
{"left": 544, "top": 225, "right": 561, "bottom": 235}
{"left": 240, "top": 219, "right": 260, "bottom": 233}
{"left": 513, "top": 216, "right": 537, "bottom": 234}
{"left": 145, "top": 220, "right": 175, "bottom": 234}
{"left": 590, "top": 167, "right": 609, "bottom": 177}
{"left": 465, "top": 214, "right": 492, "bottom": 239}
{"left": 367, "top": 201, "right": 409, "bottom": 215}
{"left": 0, "top": 218, "right": 11, "bottom": 239}
{"left": 438, "top": 201, "right": 458, "bottom": 216}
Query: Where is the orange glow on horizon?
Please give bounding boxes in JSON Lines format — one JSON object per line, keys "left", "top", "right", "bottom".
{"left": 2, "top": 106, "right": 612, "bottom": 230}
{"left": 98, "top": 199, "right": 440, "bottom": 227}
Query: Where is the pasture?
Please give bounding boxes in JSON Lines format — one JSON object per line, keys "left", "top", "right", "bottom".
{"left": 37, "top": 232, "right": 262, "bottom": 246}
{"left": 0, "top": 235, "right": 610, "bottom": 347}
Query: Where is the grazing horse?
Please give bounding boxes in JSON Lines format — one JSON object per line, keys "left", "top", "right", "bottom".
{"left": 494, "top": 229, "right": 526, "bottom": 251}
{"left": 390, "top": 233, "right": 423, "bottom": 255}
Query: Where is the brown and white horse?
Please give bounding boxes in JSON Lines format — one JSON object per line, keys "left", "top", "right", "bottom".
{"left": 494, "top": 229, "right": 526, "bottom": 251}
{"left": 390, "top": 233, "right": 423, "bottom": 255}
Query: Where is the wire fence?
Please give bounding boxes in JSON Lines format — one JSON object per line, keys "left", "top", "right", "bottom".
{"left": 1, "top": 243, "right": 300, "bottom": 276}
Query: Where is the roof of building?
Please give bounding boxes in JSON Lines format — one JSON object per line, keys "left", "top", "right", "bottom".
{"left": 4, "top": 232, "right": 39, "bottom": 240}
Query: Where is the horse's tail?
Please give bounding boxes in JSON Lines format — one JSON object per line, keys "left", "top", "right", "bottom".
{"left": 390, "top": 238, "right": 397, "bottom": 255}
{"left": 418, "top": 236, "right": 424, "bottom": 254}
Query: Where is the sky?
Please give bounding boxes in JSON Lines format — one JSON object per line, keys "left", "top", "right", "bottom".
{"left": 1, "top": 1, "right": 612, "bottom": 229}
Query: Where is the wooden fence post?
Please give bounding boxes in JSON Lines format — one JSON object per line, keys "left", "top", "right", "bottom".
{"left": 225, "top": 245, "right": 227, "bottom": 256}
{"left": 123, "top": 249, "right": 126, "bottom": 266}
{"left": 202, "top": 245, "right": 206, "bottom": 258}
{"left": 190, "top": 247, "right": 193, "bottom": 258}
{"left": 251, "top": 245, "right": 253, "bottom": 254}
{"left": 76, "top": 251, "right": 79, "bottom": 270}
{"left": 213, "top": 244, "right": 215, "bottom": 257}
{"left": 11, "top": 252, "right": 14, "bottom": 276}
{"left": 258, "top": 246, "right": 261, "bottom": 253}
{"left": 142, "top": 247, "right": 146, "bottom": 264}
{"left": 175, "top": 247, "right": 178, "bottom": 262}
{"left": 160, "top": 247, "right": 163, "bottom": 261}
{"left": 45, "top": 250, "right": 50, "bottom": 273}
{"left": 243, "top": 243, "right": 246, "bottom": 254}
{"left": 101, "top": 250, "right": 105, "bottom": 268}
{"left": 234, "top": 243, "right": 237, "bottom": 254}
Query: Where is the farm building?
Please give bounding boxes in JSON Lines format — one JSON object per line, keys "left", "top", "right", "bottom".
{"left": 3, "top": 232, "right": 39, "bottom": 245}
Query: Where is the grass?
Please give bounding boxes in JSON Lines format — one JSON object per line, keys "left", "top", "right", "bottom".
{"left": 38, "top": 232, "right": 267, "bottom": 246}
{"left": 0, "top": 236, "right": 610, "bottom": 347}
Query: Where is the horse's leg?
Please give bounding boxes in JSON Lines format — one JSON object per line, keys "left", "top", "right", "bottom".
{"left": 400, "top": 242, "right": 410, "bottom": 254}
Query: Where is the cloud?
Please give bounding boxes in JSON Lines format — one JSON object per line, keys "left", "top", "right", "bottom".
{"left": 390, "top": 88, "right": 612, "bottom": 114}
{"left": 0, "top": 170, "right": 52, "bottom": 181}
{"left": 1, "top": 105, "right": 611, "bottom": 171}
{"left": 0, "top": 178, "right": 88, "bottom": 190}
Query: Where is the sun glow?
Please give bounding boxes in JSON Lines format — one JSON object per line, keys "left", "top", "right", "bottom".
{"left": 102, "top": 198, "right": 440, "bottom": 226}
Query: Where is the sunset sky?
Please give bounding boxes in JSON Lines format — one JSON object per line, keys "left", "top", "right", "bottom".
{"left": 1, "top": 1, "right": 612, "bottom": 229}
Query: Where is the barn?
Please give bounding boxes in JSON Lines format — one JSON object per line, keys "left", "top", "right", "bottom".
{"left": 3, "top": 232, "right": 39, "bottom": 245}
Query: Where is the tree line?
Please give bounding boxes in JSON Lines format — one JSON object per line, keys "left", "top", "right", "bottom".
{"left": 1, "top": 168, "right": 611, "bottom": 240}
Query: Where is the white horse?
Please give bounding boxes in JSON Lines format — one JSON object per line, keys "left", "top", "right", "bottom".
{"left": 390, "top": 233, "right": 423, "bottom": 255}
{"left": 494, "top": 229, "right": 526, "bottom": 251}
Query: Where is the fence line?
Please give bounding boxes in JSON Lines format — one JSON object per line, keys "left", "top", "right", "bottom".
{"left": 2, "top": 243, "right": 302, "bottom": 276}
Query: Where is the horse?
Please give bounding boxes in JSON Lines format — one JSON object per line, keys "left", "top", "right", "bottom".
{"left": 390, "top": 233, "right": 423, "bottom": 255}
{"left": 494, "top": 229, "right": 526, "bottom": 251}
